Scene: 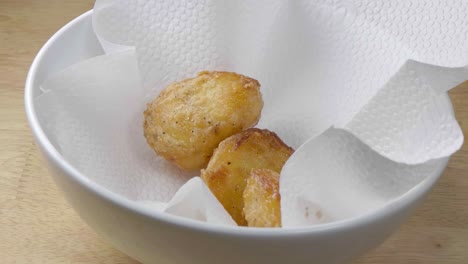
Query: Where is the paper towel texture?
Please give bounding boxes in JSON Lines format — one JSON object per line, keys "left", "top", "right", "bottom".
{"left": 34, "top": 0, "right": 467, "bottom": 226}
{"left": 344, "top": 61, "right": 465, "bottom": 164}
{"left": 280, "top": 128, "right": 445, "bottom": 226}
{"left": 36, "top": 51, "right": 196, "bottom": 201}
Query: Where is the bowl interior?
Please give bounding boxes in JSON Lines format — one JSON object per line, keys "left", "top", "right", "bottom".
{"left": 30, "top": 11, "right": 104, "bottom": 99}
{"left": 25, "top": 10, "right": 450, "bottom": 236}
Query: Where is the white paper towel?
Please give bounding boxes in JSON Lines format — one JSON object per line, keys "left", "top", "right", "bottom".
{"left": 36, "top": 50, "right": 196, "bottom": 201}
{"left": 344, "top": 61, "right": 466, "bottom": 164}
{"left": 138, "top": 177, "right": 236, "bottom": 225}
{"left": 35, "top": 0, "right": 468, "bottom": 227}
{"left": 280, "top": 128, "right": 445, "bottom": 226}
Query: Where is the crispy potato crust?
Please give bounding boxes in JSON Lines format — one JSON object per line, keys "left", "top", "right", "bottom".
{"left": 243, "top": 169, "right": 281, "bottom": 228}
{"left": 201, "top": 128, "right": 293, "bottom": 226}
{"left": 144, "top": 71, "right": 263, "bottom": 170}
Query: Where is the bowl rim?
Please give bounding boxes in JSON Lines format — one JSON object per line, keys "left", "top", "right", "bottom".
{"left": 24, "top": 10, "right": 450, "bottom": 237}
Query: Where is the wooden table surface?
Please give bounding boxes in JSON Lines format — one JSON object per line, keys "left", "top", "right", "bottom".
{"left": 1, "top": 1, "right": 467, "bottom": 263}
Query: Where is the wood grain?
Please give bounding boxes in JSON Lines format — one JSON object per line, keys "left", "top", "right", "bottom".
{"left": 0, "top": 1, "right": 467, "bottom": 263}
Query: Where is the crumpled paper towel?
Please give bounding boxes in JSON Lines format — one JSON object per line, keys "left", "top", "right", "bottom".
{"left": 35, "top": 0, "right": 467, "bottom": 227}
{"left": 140, "top": 177, "right": 237, "bottom": 226}
{"left": 280, "top": 128, "right": 445, "bottom": 226}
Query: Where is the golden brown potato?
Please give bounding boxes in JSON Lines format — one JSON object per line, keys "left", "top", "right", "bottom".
{"left": 144, "top": 71, "right": 263, "bottom": 171}
{"left": 243, "top": 169, "right": 281, "bottom": 228}
{"left": 201, "top": 128, "right": 293, "bottom": 226}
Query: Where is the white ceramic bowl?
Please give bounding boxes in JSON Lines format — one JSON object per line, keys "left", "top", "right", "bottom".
{"left": 25, "top": 11, "right": 451, "bottom": 264}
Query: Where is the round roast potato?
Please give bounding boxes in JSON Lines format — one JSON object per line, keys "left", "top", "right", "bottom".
{"left": 144, "top": 71, "right": 263, "bottom": 171}
{"left": 201, "top": 128, "right": 293, "bottom": 226}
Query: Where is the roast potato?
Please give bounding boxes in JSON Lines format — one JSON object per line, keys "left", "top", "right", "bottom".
{"left": 201, "top": 128, "right": 293, "bottom": 226}
{"left": 243, "top": 168, "right": 281, "bottom": 228}
{"left": 144, "top": 71, "right": 263, "bottom": 170}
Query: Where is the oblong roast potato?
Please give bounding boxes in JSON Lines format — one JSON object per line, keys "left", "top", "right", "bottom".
{"left": 144, "top": 71, "right": 263, "bottom": 170}
{"left": 243, "top": 169, "right": 281, "bottom": 228}
{"left": 201, "top": 128, "right": 293, "bottom": 226}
